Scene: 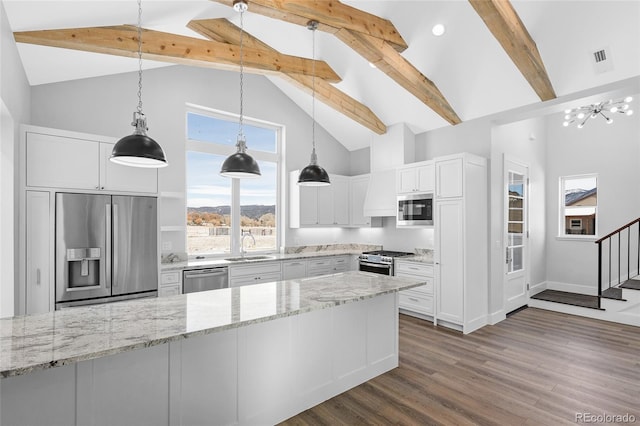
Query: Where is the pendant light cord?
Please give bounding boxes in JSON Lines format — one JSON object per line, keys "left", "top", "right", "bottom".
{"left": 136, "top": 0, "right": 143, "bottom": 116}
{"left": 238, "top": 4, "right": 245, "bottom": 143}
{"left": 311, "top": 23, "right": 316, "bottom": 157}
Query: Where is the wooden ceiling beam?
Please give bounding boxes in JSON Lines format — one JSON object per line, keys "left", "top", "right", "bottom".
{"left": 14, "top": 25, "right": 340, "bottom": 82}
{"left": 336, "top": 29, "right": 461, "bottom": 125}
{"left": 469, "top": 0, "right": 556, "bottom": 101}
{"left": 209, "top": 0, "right": 408, "bottom": 52}
{"left": 210, "top": 0, "right": 461, "bottom": 125}
{"left": 188, "top": 18, "right": 386, "bottom": 134}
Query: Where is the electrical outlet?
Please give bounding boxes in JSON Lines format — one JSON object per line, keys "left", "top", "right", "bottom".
{"left": 162, "top": 241, "right": 172, "bottom": 251}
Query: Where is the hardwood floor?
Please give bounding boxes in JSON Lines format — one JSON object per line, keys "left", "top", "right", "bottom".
{"left": 281, "top": 308, "right": 640, "bottom": 425}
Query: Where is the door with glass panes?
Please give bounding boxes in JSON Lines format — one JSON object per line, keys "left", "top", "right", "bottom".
{"left": 504, "top": 158, "right": 529, "bottom": 314}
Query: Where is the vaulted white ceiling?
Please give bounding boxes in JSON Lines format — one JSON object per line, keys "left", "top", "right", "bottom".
{"left": 3, "top": 0, "right": 640, "bottom": 151}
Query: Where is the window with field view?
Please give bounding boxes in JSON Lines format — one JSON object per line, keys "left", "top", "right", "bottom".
{"left": 186, "top": 109, "right": 280, "bottom": 256}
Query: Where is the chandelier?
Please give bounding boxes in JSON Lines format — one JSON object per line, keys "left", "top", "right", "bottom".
{"left": 562, "top": 96, "right": 634, "bottom": 128}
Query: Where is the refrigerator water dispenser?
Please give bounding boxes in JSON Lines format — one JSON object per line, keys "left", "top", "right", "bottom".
{"left": 66, "top": 248, "right": 101, "bottom": 288}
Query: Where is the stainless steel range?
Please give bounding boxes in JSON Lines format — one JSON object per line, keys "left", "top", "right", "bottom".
{"left": 358, "top": 250, "right": 413, "bottom": 276}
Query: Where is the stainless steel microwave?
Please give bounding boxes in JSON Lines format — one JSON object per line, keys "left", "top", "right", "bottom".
{"left": 397, "top": 193, "right": 433, "bottom": 227}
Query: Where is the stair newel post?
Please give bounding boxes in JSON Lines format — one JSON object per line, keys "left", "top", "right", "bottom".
{"left": 628, "top": 227, "right": 631, "bottom": 283}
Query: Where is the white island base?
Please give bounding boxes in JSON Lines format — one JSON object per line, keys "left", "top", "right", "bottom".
{"left": 1, "top": 292, "right": 399, "bottom": 426}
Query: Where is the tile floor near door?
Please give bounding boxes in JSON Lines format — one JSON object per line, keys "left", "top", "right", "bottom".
{"left": 281, "top": 308, "right": 640, "bottom": 425}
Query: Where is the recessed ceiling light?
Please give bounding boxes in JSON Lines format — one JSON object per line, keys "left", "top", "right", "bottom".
{"left": 432, "top": 24, "right": 445, "bottom": 37}
{"left": 368, "top": 62, "right": 377, "bottom": 69}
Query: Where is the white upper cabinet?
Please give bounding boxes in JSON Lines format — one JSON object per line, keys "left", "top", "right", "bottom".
{"left": 396, "top": 161, "right": 435, "bottom": 194}
{"left": 25, "top": 128, "right": 158, "bottom": 194}
{"left": 289, "top": 171, "right": 349, "bottom": 227}
{"left": 350, "top": 175, "right": 382, "bottom": 228}
{"left": 435, "top": 157, "right": 463, "bottom": 199}
{"left": 27, "top": 132, "right": 100, "bottom": 190}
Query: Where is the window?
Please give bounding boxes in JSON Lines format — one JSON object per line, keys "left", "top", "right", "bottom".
{"left": 186, "top": 107, "right": 281, "bottom": 256}
{"left": 560, "top": 175, "right": 597, "bottom": 236}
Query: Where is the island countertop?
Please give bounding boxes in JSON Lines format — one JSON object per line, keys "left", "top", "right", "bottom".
{"left": 0, "top": 271, "right": 424, "bottom": 378}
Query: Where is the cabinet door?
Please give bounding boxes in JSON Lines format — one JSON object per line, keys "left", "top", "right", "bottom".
{"left": 316, "top": 185, "right": 334, "bottom": 225}
{"left": 435, "top": 200, "right": 464, "bottom": 323}
{"left": 26, "top": 132, "right": 99, "bottom": 190}
{"left": 299, "top": 186, "right": 318, "bottom": 225}
{"left": 416, "top": 163, "right": 435, "bottom": 192}
{"left": 282, "top": 260, "right": 307, "bottom": 280}
{"left": 350, "top": 176, "right": 369, "bottom": 226}
{"left": 26, "top": 191, "right": 51, "bottom": 314}
{"left": 436, "top": 158, "right": 463, "bottom": 198}
{"left": 396, "top": 167, "right": 416, "bottom": 193}
{"left": 100, "top": 143, "right": 158, "bottom": 193}
{"left": 332, "top": 177, "right": 350, "bottom": 225}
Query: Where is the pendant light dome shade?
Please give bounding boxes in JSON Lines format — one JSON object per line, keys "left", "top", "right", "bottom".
{"left": 298, "top": 163, "right": 330, "bottom": 186}
{"left": 220, "top": 135, "right": 261, "bottom": 178}
{"left": 111, "top": 113, "right": 168, "bottom": 168}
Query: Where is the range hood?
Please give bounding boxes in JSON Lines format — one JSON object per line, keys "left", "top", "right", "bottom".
{"left": 363, "top": 123, "right": 415, "bottom": 217}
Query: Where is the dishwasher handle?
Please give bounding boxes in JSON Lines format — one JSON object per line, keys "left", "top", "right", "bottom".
{"left": 184, "top": 268, "right": 228, "bottom": 279}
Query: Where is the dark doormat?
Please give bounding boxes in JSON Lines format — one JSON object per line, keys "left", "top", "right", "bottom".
{"left": 531, "top": 289, "right": 603, "bottom": 310}
{"left": 619, "top": 279, "right": 640, "bottom": 290}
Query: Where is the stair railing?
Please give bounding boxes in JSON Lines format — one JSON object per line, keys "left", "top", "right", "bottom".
{"left": 595, "top": 217, "right": 640, "bottom": 306}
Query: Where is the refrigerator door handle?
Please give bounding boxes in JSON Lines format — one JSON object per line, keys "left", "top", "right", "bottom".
{"left": 112, "top": 203, "right": 119, "bottom": 288}
{"left": 106, "top": 204, "right": 112, "bottom": 290}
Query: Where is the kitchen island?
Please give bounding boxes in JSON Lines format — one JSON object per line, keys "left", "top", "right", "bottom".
{"left": 0, "top": 271, "right": 424, "bottom": 426}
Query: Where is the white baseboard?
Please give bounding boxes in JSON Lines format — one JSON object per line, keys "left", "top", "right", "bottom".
{"left": 488, "top": 310, "right": 506, "bottom": 325}
{"left": 546, "top": 281, "right": 597, "bottom": 296}
{"left": 529, "top": 281, "right": 547, "bottom": 296}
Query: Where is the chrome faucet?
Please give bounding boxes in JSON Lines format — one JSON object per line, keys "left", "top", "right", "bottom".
{"left": 241, "top": 230, "right": 255, "bottom": 258}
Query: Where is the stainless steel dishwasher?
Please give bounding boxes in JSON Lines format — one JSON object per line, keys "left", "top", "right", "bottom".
{"left": 182, "top": 267, "right": 229, "bottom": 294}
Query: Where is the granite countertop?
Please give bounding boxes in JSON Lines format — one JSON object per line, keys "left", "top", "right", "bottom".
{"left": 161, "top": 249, "right": 365, "bottom": 272}
{"left": 0, "top": 271, "right": 424, "bottom": 378}
{"left": 398, "top": 255, "right": 435, "bottom": 265}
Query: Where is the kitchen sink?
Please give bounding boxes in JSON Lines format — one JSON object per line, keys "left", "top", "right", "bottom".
{"left": 224, "top": 255, "right": 275, "bottom": 262}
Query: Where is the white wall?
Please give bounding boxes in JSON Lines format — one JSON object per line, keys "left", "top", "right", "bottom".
{"left": 29, "top": 65, "right": 352, "bottom": 251}
{"left": 1, "top": 1, "right": 31, "bottom": 318}
{"left": 490, "top": 117, "right": 547, "bottom": 318}
{"left": 544, "top": 102, "right": 640, "bottom": 292}
{"left": 415, "top": 119, "right": 492, "bottom": 161}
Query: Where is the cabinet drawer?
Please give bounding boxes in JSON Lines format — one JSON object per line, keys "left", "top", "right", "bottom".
{"left": 159, "top": 283, "right": 181, "bottom": 297}
{"left": 230, "top": 271, "right": 282, "bottom": 287}
{"left": 395, "top": 262, "right": 433, "bottom": 276}
{"left": 229, "top": 262, "right": 281, "bottom": 277}
{"left": 399, "top": 291, "right": 433, "bottom": 315}
{"left": 409, "top": 281, "right": 433, "bottom": 296}
{"left": 307, "top": 259, "right": 331, "bottom": 268}
{"left": 161, "top": 271, "right": 181, "bottom": 285}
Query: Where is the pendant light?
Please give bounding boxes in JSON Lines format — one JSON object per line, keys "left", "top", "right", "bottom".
{"left": 220, "top": 0, "right": 261, "bottom": 178}
{"left": 298, "top": 21, "right": 330, "bottom": 187}
{"left": 110, "top": 0, "right": 168, "bottom": 168}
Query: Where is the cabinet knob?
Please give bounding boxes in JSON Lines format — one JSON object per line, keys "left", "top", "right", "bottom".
{"left": 95, "top": 185, "right": 100, "bottom": 190}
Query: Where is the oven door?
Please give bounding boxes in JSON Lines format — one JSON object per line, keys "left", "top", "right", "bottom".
{"left": 397, "top": 193, "right": 433, "bottom": 226}
{"left": 359, "top": 260, "right": 392, "bottom": 276}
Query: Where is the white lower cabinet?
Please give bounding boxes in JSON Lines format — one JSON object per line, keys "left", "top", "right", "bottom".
{"left": 395, "top": 261, "right": 434, "bottom": 321}
{"left": 159, "top": 271, "right": 182, "bottom": 296}
{"left": 25, "top": 191, "right": 52, "bottom": 314}
{"left": 229, "top": 262, "right": 282, "bottom": 287}
{"left": 282, "top": 260, "right": 307, "bottom": 280}
{"left": 306, "top": 255, "right": 350, "bottom": 277}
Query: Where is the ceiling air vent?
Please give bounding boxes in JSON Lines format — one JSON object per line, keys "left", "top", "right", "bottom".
{"left": 592, "top": 46, "right": 614, "bottom": 74}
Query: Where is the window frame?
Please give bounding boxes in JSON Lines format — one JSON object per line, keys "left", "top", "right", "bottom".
{"left": 185, "top": 104, "right": 283, "bottom": 258}
{"left": 558, "top": 173, "right": 598, "bottom": 240}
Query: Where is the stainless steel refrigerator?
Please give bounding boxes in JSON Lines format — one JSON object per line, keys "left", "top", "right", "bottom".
{"left": 55, "top": 193, "right": 158, "bottom": 308}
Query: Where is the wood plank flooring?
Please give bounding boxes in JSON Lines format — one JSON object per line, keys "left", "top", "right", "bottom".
{"left": 280, "top": 308, "right": 640, "bottom": 425}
